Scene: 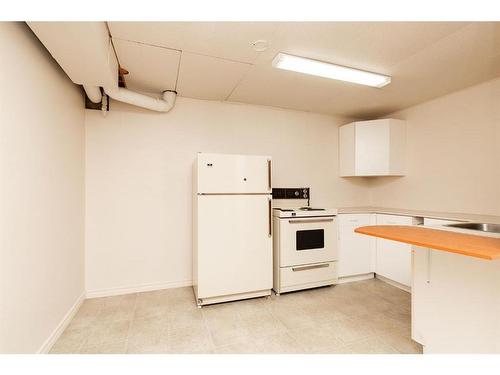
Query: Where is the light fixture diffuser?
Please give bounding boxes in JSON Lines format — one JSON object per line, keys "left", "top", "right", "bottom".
{"left": 272, "top": 53, "right": 391, "bottom": 88}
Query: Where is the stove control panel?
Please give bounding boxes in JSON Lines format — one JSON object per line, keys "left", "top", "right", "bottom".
{"left": 272, "top": 187, "right": 309, "bottom": 200}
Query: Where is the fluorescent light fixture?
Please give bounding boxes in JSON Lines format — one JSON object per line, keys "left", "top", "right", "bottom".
{"left": 272, "top": 53, "right": 391, "bottom": 88}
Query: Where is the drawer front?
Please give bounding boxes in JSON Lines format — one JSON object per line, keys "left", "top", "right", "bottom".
{"left": 338, "top": 214, "right": 372, "bottom": 226}
{"left": 376, "top": 214, "right": 413, "bottom": 225}
{"left": 280, "top": 262, "right": 337, "bottom": 288}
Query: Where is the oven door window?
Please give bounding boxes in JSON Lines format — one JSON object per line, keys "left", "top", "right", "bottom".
{"left": 296, "top": 229, "right": 324, "bottom": 251}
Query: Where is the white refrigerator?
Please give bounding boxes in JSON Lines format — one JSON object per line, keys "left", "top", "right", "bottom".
{"left": 193, "top": 152, "right": 273, "bottom": 306}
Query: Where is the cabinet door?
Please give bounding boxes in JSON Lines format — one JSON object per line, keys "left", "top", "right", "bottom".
{"left": 375, "top": 214, "right": 413, "bottom": 286}
{"left": 339, "top": 123, "right": 356, "bottom": 176}
{"left": 337, "top": 214, "right": 375, "bottom": 277}
{"left": 355, "top": 120, "right": 390, "bottom": 176}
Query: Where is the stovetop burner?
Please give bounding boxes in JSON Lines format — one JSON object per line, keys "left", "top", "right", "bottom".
{"left": 273, "top": 206, "right": 338, "bottom": 218}
{"left": 277, "top": 207, "right": 326, "bottom": 212}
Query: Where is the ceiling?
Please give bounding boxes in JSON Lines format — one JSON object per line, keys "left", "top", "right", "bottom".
{"left": 108, "top": 22, "right": 500, "bottom": 119}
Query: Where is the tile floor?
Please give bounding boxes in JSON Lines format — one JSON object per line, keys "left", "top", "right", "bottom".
{"left": 50, "top": 278, "right": 422, "bottom": 354}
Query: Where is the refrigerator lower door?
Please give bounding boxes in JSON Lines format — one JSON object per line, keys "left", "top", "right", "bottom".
{"left": 197, "top": 194, "right": 272, "bottom": 300}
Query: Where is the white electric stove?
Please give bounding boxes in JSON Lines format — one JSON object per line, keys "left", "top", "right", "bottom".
{"left": 272, "top": 206, "right": 339, "bottom": 295}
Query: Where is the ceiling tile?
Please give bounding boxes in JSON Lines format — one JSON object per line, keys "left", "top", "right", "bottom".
{"left": 253, "top": 22, "right": 470, "bottom": 73}
{"left": 113, "top": 38, "right": 180, "bottom": 93}
{"left": 108, "top": 22, "right": 280, "bottom": 64}
{"left": 230, "top": 22, "right": 500, "bottom": 118}
{"left": 176, "top": 52, "right": 251, "bottom": 101}
{"left": 107, "top": 22, "right": 500, "bottom": 118}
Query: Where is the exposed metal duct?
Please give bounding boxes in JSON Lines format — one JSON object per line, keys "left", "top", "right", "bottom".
{"left": 28, "top": 22, "right": 177, "bottom": 113}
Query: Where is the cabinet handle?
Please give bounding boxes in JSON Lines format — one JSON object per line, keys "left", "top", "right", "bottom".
{"left": 292, "top": 263, "right": 329, "bottom": 272}
{"left": 288, "top": 218, "right": 334, "bottom": 224}
{"left": 268, "top": 198, "right": 272, "bottom": 237}
{"left": 267, "top": 160, "right": 272, "bottom": 190}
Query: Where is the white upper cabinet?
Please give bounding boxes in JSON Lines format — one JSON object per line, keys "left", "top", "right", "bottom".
{"left": 339, "top": 119, "right": 406, "bottom": 177}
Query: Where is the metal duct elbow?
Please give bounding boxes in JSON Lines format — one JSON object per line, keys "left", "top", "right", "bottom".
{"left": 83, "top": 85, "right": 103, "bottom": 103}
{"left": 104, "top": 87, "right": 177, "bottom": 112}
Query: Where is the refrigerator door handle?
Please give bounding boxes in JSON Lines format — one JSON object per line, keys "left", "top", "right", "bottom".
{"left": 268, "top": 198, "right": 272, "bottom": 237}
{"left": 267, "top": 159, "right": 272, "bottom": 190}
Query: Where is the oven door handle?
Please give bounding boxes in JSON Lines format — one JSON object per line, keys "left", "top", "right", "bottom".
{"left": 292, "top": 263, "right": 330, "bottom": 272}
{"left": 288, "top": 218, "right": 334, "bottom": 224}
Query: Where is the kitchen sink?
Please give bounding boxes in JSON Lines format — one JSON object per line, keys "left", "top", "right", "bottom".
{"left": 445, "top": 222, "right": 500, "bottom": 234}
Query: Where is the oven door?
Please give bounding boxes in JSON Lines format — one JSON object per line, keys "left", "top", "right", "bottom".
{"left": 279, "top": 216, "right": 337, "bottom": 267}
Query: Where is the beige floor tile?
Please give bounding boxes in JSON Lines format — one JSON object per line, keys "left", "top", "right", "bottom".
{"left": 239, "top": 310, "right": 287, "bottom": 337}
{"left": 201, "top": 304, "right": 240, "bottom": 325}
{"left": 272, "top": 308, "right": 322, "bottom": 331}
{"left": 79, "top": 340, "right": 127, "bottom": 354}
{"left": 377, "top": 328, "right": 423, "bottom": 354}
{"left": 227, "top": 297, "right": 271, "bottom": 318}
{"left": 57, "top": 324, "right": 92, "bottom": 342}
{"left": 128, "top": 317, "right": 168, "bottom": 339}
{"left": 205, "top": 318, "right": 251, "bottom": 347}
{"left": 214, "top": 337, "right": 262, "bottom": 354}
{"left": 288, "top": 326, "right": 345, "bottom": 353}
{"left": 168, "top": 308, "right": 205, "bottom": 330}
{"left": 253, "top": 332, "right": 304, "bottom": 354}
{"left": 126, "top": 334, "right": 170, "bottom": 354}
{"left": 365, "top": 314, "right": 410, "bottom": 335}
{"left": 100, "top": 294, "right": 137, "bottom": 310}
{"left": 133, "top": 304, "right": 170, "bottom": 320}
{"left": 49, "top": 278, "right": 419, "bottom": 355}
{"left": 330, "top": 318, "right": 376, "bottom": 345}
{"left": 338, "top": 337, "right": 399, "bottom": 354}
{"left": 49, "top": 333, "right": 84, "bottom": 354}
{"left": 98, "top": 306, "right": 135, "bottom": 323}
{"left": 167, "top": 325, "right": 213, "bottom": 353}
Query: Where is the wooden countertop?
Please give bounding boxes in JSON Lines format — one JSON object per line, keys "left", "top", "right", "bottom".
{"left": 355, "top": 225, "right": 500, "bottom": 260}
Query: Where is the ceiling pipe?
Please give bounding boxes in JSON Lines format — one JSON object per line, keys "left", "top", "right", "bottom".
{"left": 83, "top": 85, "right": 103, "bottom": 104}
{"left": 104, "top": 87, "right": 177, "bottom": 112}
{"left": 27, "top": 22, "right": 177, "bottom": 113}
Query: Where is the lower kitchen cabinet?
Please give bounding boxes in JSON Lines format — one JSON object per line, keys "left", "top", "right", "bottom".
{"left": 337, "top": 213, "right": 465, "bottom": 290}
{"left": 375, "top": 214, "right": 415, "bottom": 287}
{"left": 337, "top": 214, "right": 376, "bottom": 277}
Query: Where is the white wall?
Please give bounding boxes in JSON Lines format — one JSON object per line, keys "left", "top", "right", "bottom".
{"left": 0, "top": 23, "right": 85, "bottom": 353}
{"left": 84, "top": 99, "right": 370, "bottom": 295}
{"left": 369, "top": 78, "right": 500, "bottom": 215}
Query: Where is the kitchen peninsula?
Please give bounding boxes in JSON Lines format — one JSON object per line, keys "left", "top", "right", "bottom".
{"left": 356, "top": 224, "right": 500, "bottom": 353}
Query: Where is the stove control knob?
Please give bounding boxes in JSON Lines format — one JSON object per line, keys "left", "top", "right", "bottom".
{"left": 304, "top": 193, "right": 308, "bottom": 198}
{"left": 294, "top": 191, "right": 299, "bottom": 197}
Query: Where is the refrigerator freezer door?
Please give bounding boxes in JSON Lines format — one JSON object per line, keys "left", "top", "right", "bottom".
{"left": 197, "top": 194, "right": 273, "bottom": 299}
{"left": 197, "top": 153, "right": 272, "bottom": 194}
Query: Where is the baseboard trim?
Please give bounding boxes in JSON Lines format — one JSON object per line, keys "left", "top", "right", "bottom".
{"left": 337, "top": 273, "right": 375, "bottom": 284}
{"left": 37, "top": 292, "right": 85, "bottom": 354}
{"left": 85, "top": 279, "right": 193, "bottom": 299}
{"left": 375, "top": 274, "right": 411, "bottom": 293}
